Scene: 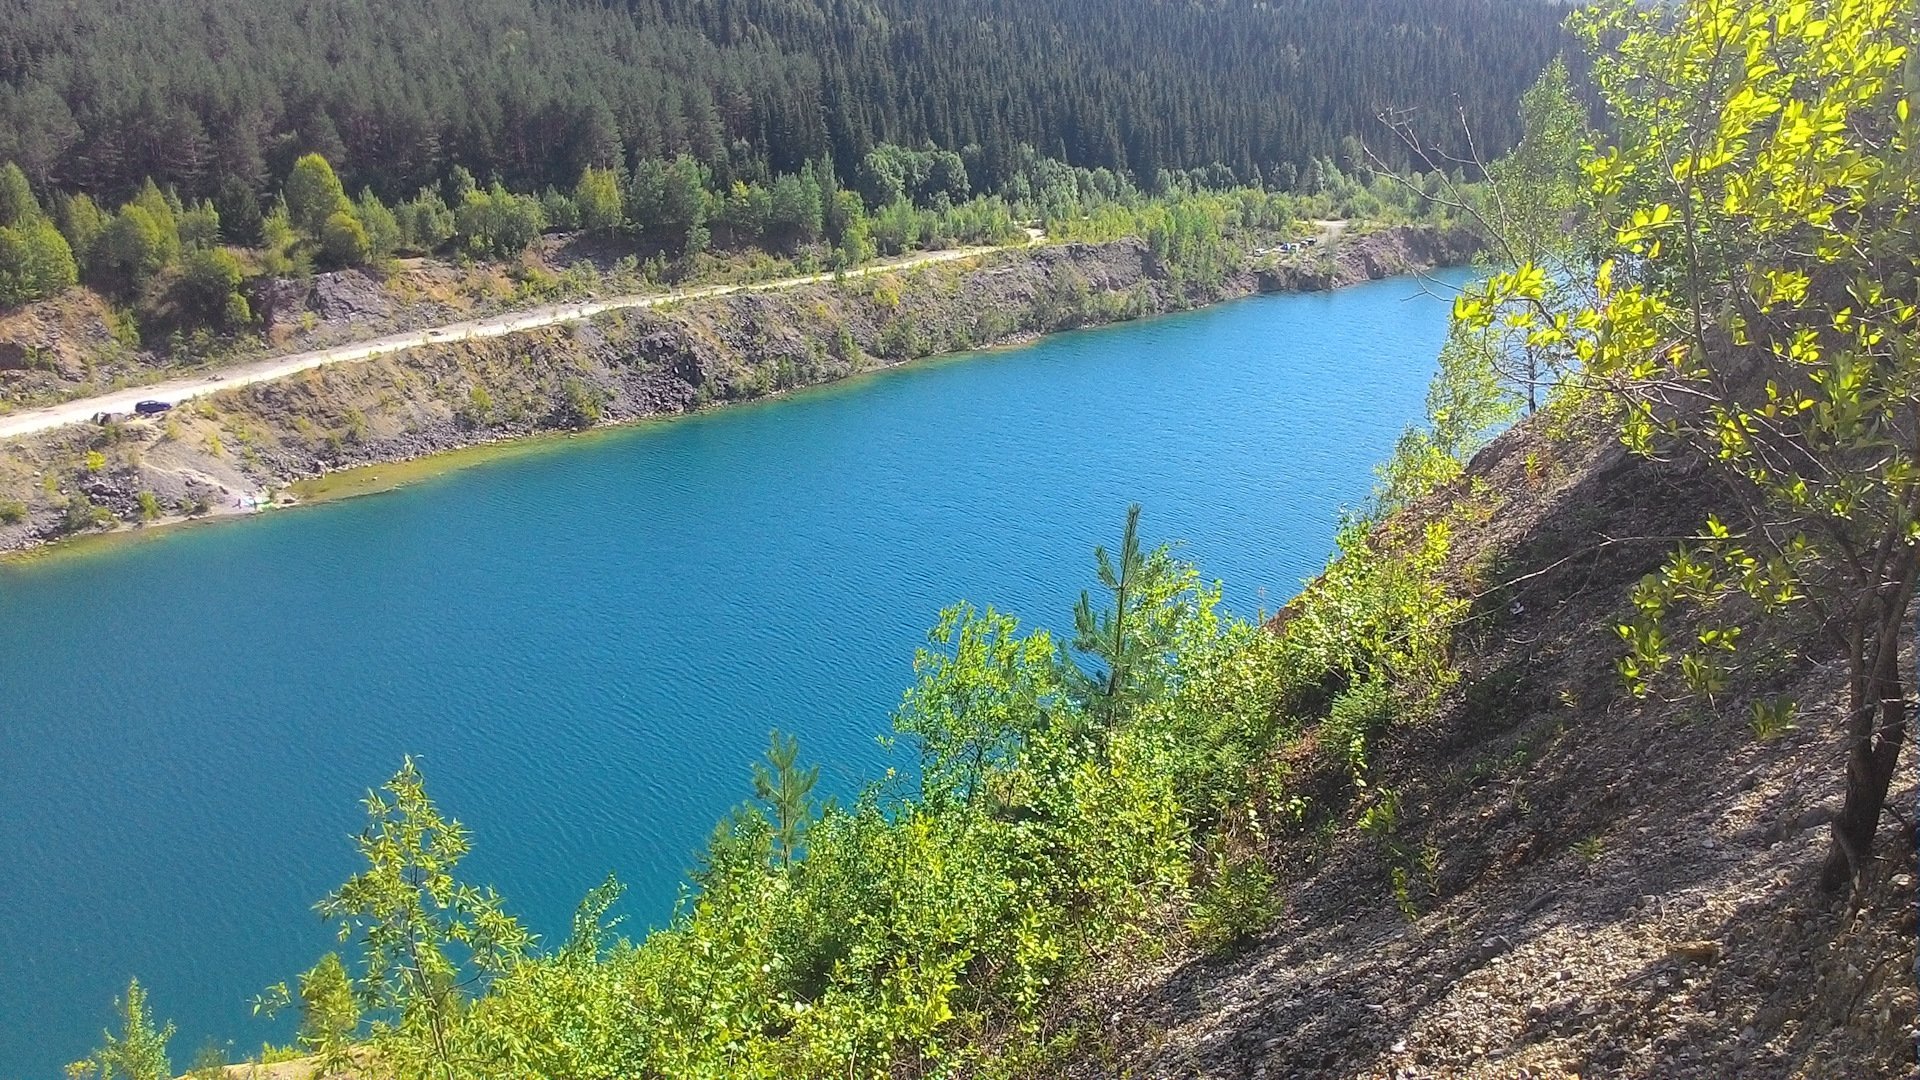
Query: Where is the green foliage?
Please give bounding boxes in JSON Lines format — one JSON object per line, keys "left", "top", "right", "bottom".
{"left": 1186, "top": 846, "right": 1281, "bottom": 952}
{"left": 1484, "top": 57, "right": 1592, "bottom": 268}
{"left": 57, "top": 192, "right": 108, "bottom": 265}
{"left": 717, "top": 180, "right": 772, "bottom": 240}
{"left": 258, "top": 201, "right": 305, "bottom": 277}
{"left": 0, "top": 160, "right": 38, "bottom": 226}
{"left": 249, "top": 511, "right": 1320, "bottom": 1076}
{"left": 751, "top": 730, "right": 821, "bottom": 866}
{"left": 859, "top": 145, "right": 970, "bottom": 209}
{"left": 1748, "top": 697, "right": 1798, "bottom": 743}
{"left": 0, "top": 215, "right": 77, "bottom": 305}
{"left": 1069, "top": 503, "right": 1198, "bottom": 729}
{"left": 1279, "top": 513, "right": 1462, "bottom": 709}
{"left": 4, "top": 0, "right": 1562, "bottom": 214}
{"left": 1322, "top": 678, "right": 1395, "bottom": 783}
{"left": 320, "top": 210, "right": 371, "bottom": 268}
{"left": 574, "top": 167, "right": 625, "bottom": 235}
{"left": 298, "top": 953, "right": 360, "bottom": 1075}
{"left": 539, "top": 187, "right": 580, "bottom": 232}
{"left": 66, "top": 979, "right": 173, "bottom": 1080}
{"left": 395, "top": 189, "right": 456, "bottom": 254}
{"left": 355, "top": 190, "right": 402, "bottom": 262}
{"left": 1375, "top": 325, "right": 1521, "bottom": 512}
{"left": 1457, "top": 0, "right": 1918, "bottom": 893}
{"left": 898, "top": 603, "right": 1059, "bottom": 807}
{"left": 176, "top": 200, "right": 220, "bottom": 250}
{"left": 1425, "top": 326, "right": 1522, "bottom": 461}
{"left": 1355, "top": 785, "right": 1400, "bottom": 843}
{"left": 174, "top": 248, "right": 251, "bottom": 327}
{"left": 128, "top": 181, "right": 180, "bottom": 255}
{"left": 286, "top": 153, "right": 352, "bottom": 239}
{"left": 766, "top": 168, "right": 825, "bottom": 244}
{"left": 553, "top": 379, "right": 604, "bottom": 429}
{"left": 93, "top": 205, "right": 171, "bottom": 291}
{"left": 455, "top": 184, "right": 545, "bottom": 259}
{"left": 463, "top": 384, "right": 494, "bottom": 425}
{"left": 316, "top": 758, "right": 533, "bottom": 1079}
{"left": 628, "top": 155, "right": 708, "bottom": 255}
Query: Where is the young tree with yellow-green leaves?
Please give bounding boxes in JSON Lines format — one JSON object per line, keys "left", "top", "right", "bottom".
{"left": 1456, "top": 0, "right": 1918, "bottom": 893}
{"left": 65, "top": 979, "right": 172, "bottom": 1080}
{"left": 316, "top": 757, "right": 534, "bottom": 1079}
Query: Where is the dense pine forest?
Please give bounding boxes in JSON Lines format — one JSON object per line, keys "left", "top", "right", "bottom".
{"left": 0, "top": 0, "right": 1565, "bottom": 206}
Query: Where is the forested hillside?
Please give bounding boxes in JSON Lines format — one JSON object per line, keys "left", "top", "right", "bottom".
{"left": 0, "top": 0, "right": 1564, "bottom": 204}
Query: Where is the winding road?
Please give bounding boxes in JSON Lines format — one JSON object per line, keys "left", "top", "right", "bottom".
{"left": 0, "top": 232, "right": 1041, "bottom": 442}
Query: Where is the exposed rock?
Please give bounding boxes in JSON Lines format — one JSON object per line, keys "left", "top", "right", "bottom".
{"left": 0, "top": 225, "right": 1475, "bottom": 554}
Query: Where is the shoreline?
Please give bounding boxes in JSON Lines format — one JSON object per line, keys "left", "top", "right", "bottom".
{"left": 0, "top": 224, "right": 1479, "bottom": 562}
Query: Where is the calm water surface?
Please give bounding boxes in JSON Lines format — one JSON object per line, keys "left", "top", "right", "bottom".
{"left": 0, "top": 269, "right": 1467, "bottom": 1077}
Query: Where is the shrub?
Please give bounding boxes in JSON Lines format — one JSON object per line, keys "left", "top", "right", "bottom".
{"left": 1186, "top": 847, "right": 1282, "bottom": 952}
{"left": 176, "top": 200, "right": 220, "bottom": 249}
{"left": 1321, "top": 678, "right": 1394, "bottom": 782}
{"left": 455, "top": 184, "right": 545, "bottom": 258}
{"left": 0, "top": 216, "right": 76, "bottom": 305}
{"left": 354, "top": 190, "right": 401, "bottom": 261}
{"left": 539, "top": 187, "right": 580, "bottom": 231}
{"left": 319, "top": 211, "right": 370, "bottom": 267}
{"left": 394, "top": 190, "right": 455, "bottom": 253}
{"left": 552, "top": 379, "right": 604, "bottom": 429}
{"left": 174, "top": 248, "right": 251, "bottom": 327}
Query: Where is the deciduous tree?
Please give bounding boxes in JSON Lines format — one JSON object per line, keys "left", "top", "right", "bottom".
{"left": 1458, "top": 0, "right": 1919, "bottom": 893}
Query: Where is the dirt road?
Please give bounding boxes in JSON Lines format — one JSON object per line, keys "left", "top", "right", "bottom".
{"left": 0, "top": 233, "right": 1040, "bottom": 442}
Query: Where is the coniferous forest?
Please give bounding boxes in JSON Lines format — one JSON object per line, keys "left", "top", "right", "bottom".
{"left": 0, "top": 0, "right": 1566, "bottom": 206}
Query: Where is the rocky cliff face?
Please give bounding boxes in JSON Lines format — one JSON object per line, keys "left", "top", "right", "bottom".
{"left": 0, "top": 226, "right": 1472, "bottom": 553}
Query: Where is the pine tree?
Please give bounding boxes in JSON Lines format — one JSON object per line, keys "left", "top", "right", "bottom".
{"left": 752, "top": 730, "right": 820, "bottom": 866}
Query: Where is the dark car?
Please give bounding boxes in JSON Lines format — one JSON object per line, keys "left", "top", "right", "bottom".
{"left": 133, "top": 400, "right": 172, "bottom": 415}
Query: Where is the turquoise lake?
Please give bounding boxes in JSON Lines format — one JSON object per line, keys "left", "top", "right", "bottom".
{"left": 0, "top": 269, "right": 1469, "bottom": 1077}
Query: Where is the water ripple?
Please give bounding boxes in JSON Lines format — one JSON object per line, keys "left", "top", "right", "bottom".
{"left": 0, "top": 271, "right": 1470, "bottom": 1077}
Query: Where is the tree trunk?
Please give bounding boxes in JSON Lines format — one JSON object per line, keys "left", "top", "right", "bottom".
{"left": 1819, "top": 595, "right": 1912, "bottom": 892}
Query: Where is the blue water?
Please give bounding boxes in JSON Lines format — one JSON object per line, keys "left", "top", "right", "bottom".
{"left": 0, "top": 269, "right": 1467, "bottom": 1077}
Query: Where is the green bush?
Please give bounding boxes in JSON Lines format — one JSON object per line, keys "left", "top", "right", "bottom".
{"left": 284, "top": 153, "right": 351, "bottom": 238}
{"left": 0, "top": 216, "right": 76, "bottom": 305}
{"left": 354, "top": 190, "right": 401, "bottom": 261}
{"left": 574, "top": 167, "right": 625, "bottom": 234}
{"left": 1322, "top": 678, "right": 1394, "bottom": 782}
{"left": 319, "top": 210, "right": 370, "bottom": 267}
{"left": 1186, "top": 847, "right": 1282, "bottom": 952}
{"left": 174, "top": 248, "right": 251, "bottom": 327}
{"left": 455, "top": 183, "right": 546, "bottom": 259}
{"left": 395, "top": 189, "right": 455, "bottom": 253}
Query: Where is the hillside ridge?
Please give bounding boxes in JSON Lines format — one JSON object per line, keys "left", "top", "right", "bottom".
{"left": 1054, "top": 414, "right": 1917, "bottom": 1079}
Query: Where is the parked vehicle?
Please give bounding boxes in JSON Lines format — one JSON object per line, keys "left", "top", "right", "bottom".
{"left": 134, "top": 400, "right": 172, "bottom": 415}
